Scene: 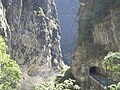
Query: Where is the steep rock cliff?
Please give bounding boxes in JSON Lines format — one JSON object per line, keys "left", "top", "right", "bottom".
{"left": 72, "top": 0, "right": 120, "bottom": 90}
{"left": 0, "top": 0, "right": 63, "bottom": 89}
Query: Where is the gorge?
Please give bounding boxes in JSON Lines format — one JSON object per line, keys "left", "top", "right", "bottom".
{"left": 55, "top": 0, "right": 79, "bottom": 65}
{"left": 0, "top": 0, "right": 120, "bottom": 90}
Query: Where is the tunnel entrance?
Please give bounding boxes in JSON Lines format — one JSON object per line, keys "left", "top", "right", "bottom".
{"left": 89, "top": 66, "right": 98, "bottom": 74}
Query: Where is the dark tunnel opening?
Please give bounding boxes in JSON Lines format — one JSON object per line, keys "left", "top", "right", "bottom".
{"left": 89, "top": 66, "right": 98, "bottom": 74}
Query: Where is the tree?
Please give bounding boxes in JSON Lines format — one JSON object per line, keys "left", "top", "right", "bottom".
{"left": 0, "top": 36, "right": 22, "bottom": 90}
{"left": 109, "top": 82, "right": 120, "bottom": 90}
{"left": 103, "top": 52, "right": 120, "bottom": 90}
{"left": 103, "top": 52, "right": 120, "bottom": 74}
{"left": 34, "top": 66, "right": 81, "bottom": 90}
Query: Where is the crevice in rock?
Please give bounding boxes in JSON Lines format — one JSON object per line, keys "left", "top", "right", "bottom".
{"left": 55, "top": 0, "right": 79, "bottom": 65}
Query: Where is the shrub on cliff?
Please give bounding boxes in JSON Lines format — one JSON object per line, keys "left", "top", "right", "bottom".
{"left": 0, "top": 36, "right": 22, "bottom": 90}
{"left": 33, "top": 78, "right": 81, "bottom": 90}
{"left": 34, "top": 66, "right": 81, "bottom": 90}
{"left": 103, "top": 52, "right": 120, "bottom": 74}
{"left": 109, "top": 82, "right": 120, "bottom": 90}
{"left": 103, "top": 52, "right": 120, "bottom": 90}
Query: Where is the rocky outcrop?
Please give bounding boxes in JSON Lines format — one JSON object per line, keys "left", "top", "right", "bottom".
{"left": 0, "top": 1, "right": 10, "bottom": 39}
{"left": 72, "top": 0, "right": 120, "bottom": 90}
{"left": 55, "top": 0, "right": 79, "bottom": 65}
{"left": 93, "top": 8, "right": 120, "bottom": 51}
{"left": 0, "top": 0, "right": 64, "bottom": 89}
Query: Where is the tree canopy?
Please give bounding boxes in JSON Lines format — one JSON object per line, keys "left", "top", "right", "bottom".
{"left": 0, "top": 36, "right": 22, "bottom": 90}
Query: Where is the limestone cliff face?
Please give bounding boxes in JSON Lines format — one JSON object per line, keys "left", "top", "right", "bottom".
{"left": 72, "top": 0, "right": 120, "bottom": 90}
{"left": 0, "top": 0, "right": 63, "bottom": 89}
{"left": 93, "top": 8, "right": 120, "bottom": 51}
{"left": 0, "top": 1, "right": 10, "bottom": 39}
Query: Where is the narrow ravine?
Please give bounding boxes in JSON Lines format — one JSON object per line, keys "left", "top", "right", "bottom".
{"left": 55, "top": 0, "right": 79, "bottom": 65}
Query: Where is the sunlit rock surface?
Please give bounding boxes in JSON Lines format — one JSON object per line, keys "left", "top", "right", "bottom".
{"left": 0, "top": 0, "right": 64, "bottom": 89}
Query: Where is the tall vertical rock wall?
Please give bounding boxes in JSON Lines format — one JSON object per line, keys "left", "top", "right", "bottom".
{"left": 0, "top": 0, "right": 63, "bottom": 89}
{"left": 72, "top": 0, "right": 120, "bottom": 90}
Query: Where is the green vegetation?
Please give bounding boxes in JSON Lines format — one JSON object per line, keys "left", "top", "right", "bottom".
{"left": 51, "top": 0, "right": 55, "bottom": 6}
{"left": 34, "top": 78, "right": 81, "bottom": 90}
{"left": 0, "top": 36, "right": 22, "bottom": 90}
{"left": 103, "top": 52, "right": 120, "bottom": 74}
{"left": 102, "top": 52, "right": 120, "bottom": 90}
{"left": 33, "top": 66, "right": 81, "bottom": 90}
{"left": 109, "top": 82, "right": 120, "bottom": 90}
